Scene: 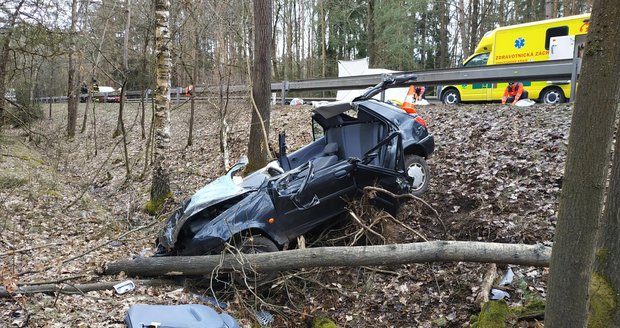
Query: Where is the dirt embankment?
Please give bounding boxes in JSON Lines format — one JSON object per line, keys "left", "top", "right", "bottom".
{"left": 0, "top": 101, "right": 572, "bottom": 327}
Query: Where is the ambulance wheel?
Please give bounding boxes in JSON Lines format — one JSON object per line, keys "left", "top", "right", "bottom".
{"left": 442, "top": 89, "right": 460, "bottom": 105}
{"left": 540, "top": 87, "right": 565, "bottom": 104}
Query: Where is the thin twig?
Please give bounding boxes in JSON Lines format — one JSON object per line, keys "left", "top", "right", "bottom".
{"left": 0, "top": 243, "right": 62, "bottom": 257}
{"left": 348, "top": 210, "right": 385, "bottom": 243}
{"left": 382, "top": 213, "right": 429, "bottom": 242}
{"left": 363, "top": 186, "right": 446, "bottom": 232}
{"left": 18, "top": 275, "right": 87, "bottom": 286}
{"left": 62, "top": 221, "right": 158, "bottom": 264}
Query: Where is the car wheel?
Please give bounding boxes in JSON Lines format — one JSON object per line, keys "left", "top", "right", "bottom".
{"left": 540, "top": 87, "right": 565, "bottom": 104}
{"left": 232, "top": 235, "right": 278, "bottom": 287}
{"left": 442, "top": 89, "right": 460, "bottom": 105}
{"left": 404, "top": 155, "right": 430, "bottom": 196}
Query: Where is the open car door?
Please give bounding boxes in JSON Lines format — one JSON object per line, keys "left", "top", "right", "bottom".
{"left": 270, "top": 159, "right": 356, "bottom": 241}
{"left": 354, "top": 131, "right": 408, "bottom": 212}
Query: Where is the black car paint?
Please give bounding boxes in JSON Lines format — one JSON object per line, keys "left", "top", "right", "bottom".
{"left": 156, "top": 74, "right": 435, "bottom": 256}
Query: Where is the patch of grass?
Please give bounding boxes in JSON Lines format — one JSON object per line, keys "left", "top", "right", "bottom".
{"left": 0, "top": 175, "right": 28, "bottom": 190}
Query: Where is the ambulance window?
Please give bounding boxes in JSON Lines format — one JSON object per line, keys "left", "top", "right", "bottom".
{"left": 464, "top": 53, "right": 489, "bottom": 67}
{"left": 545, "top": 26, "right": 569, "bottom": 50}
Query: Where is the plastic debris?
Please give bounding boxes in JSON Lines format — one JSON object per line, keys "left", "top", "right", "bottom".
{"left": 414, "top": 99, "right": 430, "bottom": 106}
{"left": 490, "top": 288, "right": 510, "bottom": 300}
{"left": 255, "top": 310, "right": 274, "bottom": 326}
{"left": 290, "top": 98, "right": 304, "bottom": 106}
{"left": 113, "top": 280, "right": 135, "bottom": 294}
{"left": 311, "top": 101, "right": 329, "bottom": 108}
{"left": 515, "top": 99, "right": 536, "bottom": 107}
{"left": 125, "top": 304, "right": 240, "bottom": 328}
{"left": 499, "top": 267, "right": 514, "bottom": 286}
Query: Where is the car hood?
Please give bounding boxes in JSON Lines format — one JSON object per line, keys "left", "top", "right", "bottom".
{"left": 159, "top": 158, "right": 254, "bottom": 249}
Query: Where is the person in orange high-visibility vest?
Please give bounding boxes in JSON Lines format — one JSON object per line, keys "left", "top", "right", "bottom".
{"left": 501, "top": 82, "right": 529, "bottom": 105}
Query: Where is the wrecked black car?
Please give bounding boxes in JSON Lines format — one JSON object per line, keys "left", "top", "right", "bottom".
{"left": 156, "top": 74, "right": 434, "bottom": 273}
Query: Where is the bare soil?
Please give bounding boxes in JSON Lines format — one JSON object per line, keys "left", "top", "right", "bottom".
{"left": 0, "top": 99, "right": 573, "bottom": 327}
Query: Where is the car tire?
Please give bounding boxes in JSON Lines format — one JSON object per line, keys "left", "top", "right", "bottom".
{"left": 232, "top": 235, "right": 278, "bottom": 287}
{"left": 540, "top": 87, "right": 565, "bottom": 104}
{"left": 404, "top": 155, "right": 430, "bottom": 196}
{"left": 442, "top": 89, "right": 460, "bottom": 105}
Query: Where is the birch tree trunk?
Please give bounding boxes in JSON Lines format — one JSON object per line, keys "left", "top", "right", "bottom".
{"left": 545, "top": 0, "right": 620, "bottom": 325}
{"left": 149, "top": 0, "right": 172, "bottom": 213}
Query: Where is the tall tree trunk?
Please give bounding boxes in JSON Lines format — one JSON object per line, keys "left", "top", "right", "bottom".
{"left": 67, "top": 0, "right": 79, "bottom": 138}
{"left": 0, "top": 0, "right": 25, "bottom": 130}
{"left": 271, "top": 1, "right": 281, "bottom": 81}
{"left": 246, "top": 0, "right": 273, "bottom": 172}
{"left": 149, "top": 0, "right": 172, "bottom": 214}
{"left": 469, "top": 0, "right": 480, "bottom": 54}
{"left": 587, "top": 2, "right": 620, "bottom": 325}
{"left": 319, "top": 0, "right": 326, "bottom": 78}
{"left": 545, "top": 0, "right": 554, "bottom": 18}
{"left": 187, "top": 27, "right": 198, "bottom": 148}
{"left": 458, "top": 0, "right": 469, "bottom": 59}
{"left": 438, "top": 0, "right": 450, "bottom": 68}
{"left": 285, "top": 0, "right": 293, "bottom": 79}
{"left": 367, "top": 0, "right": 376, "bottom": 67}
{"left": 564, "top": 0, "right": 577, "bottom": 15}
{"left": 545, "top": 0, "right": 620, "bottom": 325}
{"left": 119, "top": 0, "right": 132, "bottom": 177}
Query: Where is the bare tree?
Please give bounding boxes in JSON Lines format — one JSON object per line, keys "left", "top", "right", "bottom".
{"left": 587, "top": 3, "right": 620, "bottom": 326}
{"left": 148, "top": 0, "right": 172, "bottom": 213}
{"left": 66, "top": 0, "right": 79, "bottom": 138}
{"left": 118, "top": 0, "right": 132, "bottom": 177}
{"left": 0, "top": 0, "right": 26, "bottom": 129}
{"left": 545, "top": 0, "right": 620, "bottom": 325}
{"left": 589, "top": 106, "right": 620, "bottom": 325}
{"left": 246, "top": 0, "right": 273, "bottom": 172}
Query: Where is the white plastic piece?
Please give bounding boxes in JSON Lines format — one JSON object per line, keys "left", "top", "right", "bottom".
{"left": 113, "top": 280, "right": 136, "bottom": 294}
{"left": 515, "top": 99, "right": 536, "bottom": 107}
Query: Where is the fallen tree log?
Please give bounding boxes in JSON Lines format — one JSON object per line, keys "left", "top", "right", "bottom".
{"left": 104, "top": 241, "right": 551, "bottom": 277}
{"left": 0, "top": 279, "right": 176, "bottom": 297}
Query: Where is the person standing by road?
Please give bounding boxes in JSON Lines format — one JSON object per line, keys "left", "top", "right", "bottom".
{"left": 414, "top": 85, "right": 426, "bottom": 101}
{"left": 501, "top": 82, "right": 529, "bottom": 105}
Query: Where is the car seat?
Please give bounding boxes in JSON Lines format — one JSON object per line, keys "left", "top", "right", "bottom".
{"left": 312, "top": 142, "right": 339, "bottom": 171}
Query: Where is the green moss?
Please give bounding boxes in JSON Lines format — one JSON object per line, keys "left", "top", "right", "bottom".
{"left": 595, "top": 248, "right": 609, "bottom": 267}
{"left": 433, "top": 316, "right": 448, "bottom": 326}
{"left": 144, "top": 191, "right": 172, "bottom": 215}
{"left": 309, "top": 316, "right": 338, "bottom": 328}
{"left": 587, "top": 273, "right": 618, "bottom": 328}
{"left": 471, "top": 300, "right": 510, "bottom": 328}
{"left": 0, "top": 175, "right": 28, "bottom": 189}
{"left": 513, "top": 297, "right": 546, "bottom": 318}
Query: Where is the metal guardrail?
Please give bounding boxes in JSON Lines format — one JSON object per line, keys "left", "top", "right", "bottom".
{"left": 37, "top": 59, "right": 579, "bottom": 104}
{"left": 272, "top": 58, "right": 579, "bottom": 104}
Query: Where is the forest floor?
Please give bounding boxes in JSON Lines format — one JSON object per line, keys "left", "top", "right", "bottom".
{"left": 0, "top": 98, "right": 575, "bottom": 327}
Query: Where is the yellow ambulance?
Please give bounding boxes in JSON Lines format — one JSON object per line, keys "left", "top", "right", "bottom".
{"left": 440, "top": 13, "right": 590, "bottom": 104}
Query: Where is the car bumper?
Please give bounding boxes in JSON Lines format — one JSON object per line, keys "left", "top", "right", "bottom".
{"left": 419, "top": 134, "right": 435, "bottom": 158}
